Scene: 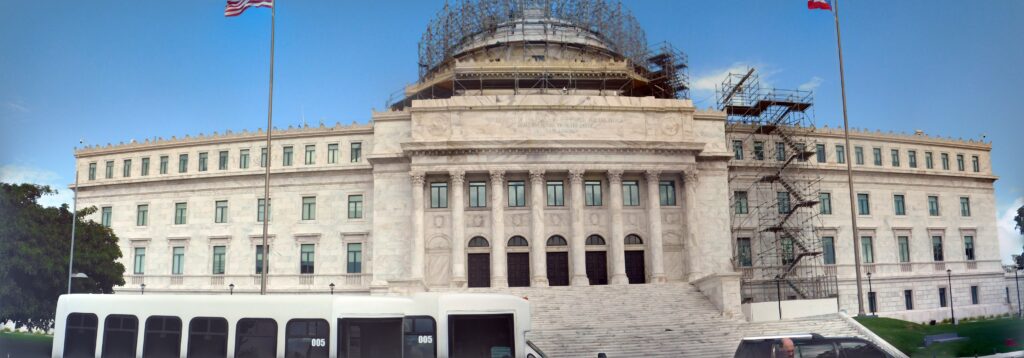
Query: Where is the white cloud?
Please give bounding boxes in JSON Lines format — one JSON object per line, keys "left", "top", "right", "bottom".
{"left": 0, "top": 164, "right": 73, "bottom": 208}
{"left": 998, "top": 197, "right": 1024, "bottom": 264}
{"left": 798, "top": 76, "right": 824, "bottom": 92}
{"left": 689, "top": 62, "right": 780, "bottom": 107}
{"left": 2, "top": 101, "right": 30, "bottom": 113}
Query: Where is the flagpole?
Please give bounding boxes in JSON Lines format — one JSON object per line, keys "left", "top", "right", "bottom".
{"left": 259, "top": 2, "right": 275, "bottom": 296}
{"left": 832, "top": 0, "right": 866, "bottom": 316}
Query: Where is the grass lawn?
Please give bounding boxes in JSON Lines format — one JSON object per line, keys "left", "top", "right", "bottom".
{"left": 854, "top": 316, "right": 1024, "bottom": 357}
{"left": 0, "top": 331, "right": 53, "bottom": 357}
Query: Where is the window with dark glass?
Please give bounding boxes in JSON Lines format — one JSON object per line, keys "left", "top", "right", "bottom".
{"left": 872, "top": 148, "right": 882, "bottom": 166}
{"left": 893, "top": 194, "right": 906, "bottom": 216}
{"left": 956, "top": 154, "right": 965, "bottom": 171}
{"left": 932, "top": 236, "right": 944, "bottom": 261}
{"left": 212, "top": 246, "right": 225, "bottom": 274}
{"left": 141, "top": 157, "right": 150, "bottom": 176}
{"left": 622, "top": 181, "right": 640, "bottom": 206}
{"left": 732, "top": 140, "right": 743, "bottom": 160}
{"left": 822, "top": 236, "right": 835, "bottom": 265}
{"left": 855, "top": 146, "right": 864, "bottom": 165}
{"left": 105, "top": 160, "right": 114, "bottom": 179}
{"left": 187, "top": 317, "right": 228, "bottom": 358}
{"left": 941, "top": 153, "right": 950, "bottom": 170}
{"left": 215, "top": 200, "right": 228, "bottom": 223}
{"left": 960, "top": 197, "right": 971, "bottom": 217}
{"left": 777, "top": 192, "right": 790, "bottom": 214}
{"left": 218, "top": 151, "right": 228, "bottom": 170}
{"left": 134, "top": 247, "right": 146, "bottom": 275}
{"left": 468, "top": 237, "right": 489, "bottom": 247}
{"left": 584, "top": 181, "right": 602, "bottom": 206}
{"left": 888, "top": 149, "right": 898, "bottom": 167}
{"left": 348, "top": 195, "right": 363, "bottom": 219}
{"left": 908, "top": 150, "right": 917, "bottom": 168}
{"left": 659, "top": 181, "right": 675, "bottom": 206}
{"left": 546, "top": 181, "right": 563, "bottom": 206}
{"left": 89, "top": 162, "right": 97, "bottom": 180}
{"left": 261, "top": 148, "right": 268, "bottom": 168}
{"left": 430, "top": 182, "right": 448, "bottom": 208}
{"left": 469, "top": 182, "right": 487, "bottom": 208}
{"left": 507, "top": 181, "right": 526, "bottom": 207}
{"left": 904, "top": 290, "right": 914, "bottom": 310}
{"left": 819, "top": 192, "right": 832, "bottom": 215}
{"left": 547, "top": 236, "right": 567, "bottom": 246}
{"left": 255, "top": 245, "right": 268, "bottom": 274}
{"left": 781, "top": 237, "right": 795, "bottom": 265}
{"left": 585, "top": 235, "right": 605, "bottom": 245}
{"left": 795, "top": 143, "right": 808, "bottom": 162}
{"left": 971, "top": 286, "right": 979, "bottom": 304}
{"left": 123, "top": 159, "right": 132, "bottom": 178}
{"left": 508, "top": 236, "right": 528, "bottom": 246}
{"left": 925, "top": 151, "right": 934, "bottom": 169}
{"left": 257, "top": 198, "right": 270, "bottom": 222}
{"left": 858, "top": 236, "right": 874, "bottom": 264}
{"left": 175, "top": 202, "right": 187, "bottom": 225}
{"left": 339, "top": 318, "right": 402, "bottom": 358}
{"left": 816, "top": 144, "right": 826, "bottom": 163}
{"left": 624, "top": 234, "right": 642, "bottom": 245}
{"left": 302, "top": 196, "right": 316, "bottom": 220}
{"left": 172, "top": 247, "right": 184, "bottom": 275}
{"left": 776, "top": 142, "right": 786, "bottom": 161}
{"left": 734, "top": 191, "right": 748, "bottom": 214}
{"left": 753, "top": 141, "right": 764, "bottom": 160}
{"left": 178, "top": 154, "right": 188, "bottom": 173}
{"left": 403, "top": 316, "right": 437, "bottom": 358}
{"left": 964, "top": 235, "right": 975, "bottom": 261}
{"left": 198, "top": 152, "right": 208, "bottom": 172}
{"left": 64, "top": 313, "right": 98, "bottom": 358}
{"left": 327, "top": 144, "right": 338, "bottom": 164}
{"left": 305, "top": 145, "right": 315, "bottom": 165}
{"left": 160, "top": 155, "right": 169, "bottom": 174}
{"left": 240, "top": 149, "right": 250, "bottom": 169}
{"left": 835, "top": 144, "right": 846, "bottom": 164}
{"left": 868, "top": 291, "right": 877, "bottom": 313}
{"left": 347, "top": 243, "right": 362, "bottom": 273}
{"left": 283, "top": 146, "right": 293, "bottom": 166}
{"left": 102, "top": 314, "right": 138, "bottom": 358}
{"left": 898, "top": 236, "right": 910, "bottom": 263}
{"left": 928, "top": 195, "right": 940, "bottom": 216}
{"left": 939, "top": 287, "right": 948, "bottom": 307}
{"left": 858, "top": 193, "right": 870, "bottom": 215}
{"left": 971, "top": 155, "right": 980, "bottom": 172}
{"left": 300, "top": 244, "right": 315, "bottom": 274}
{"left": 286, "top": 319, "right": 329, "bottom": 358}
{"left": 235, "top": 318, "right": 277, "bottom": 358}
{"left": 350, "top": 142, "right": 362, "bottom": 162}
{"left": 101, "top": 206, "right": 112, "bottom": 227}
{"left": 737, "top": 238, "right": 752, "bottom": 267}
{"left": 143, "top": 316, "right": 181, "bottom": 358}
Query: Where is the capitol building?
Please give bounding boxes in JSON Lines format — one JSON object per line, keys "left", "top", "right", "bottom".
{"left": 72, "top": 0, "right": 1016, "bottom": 324}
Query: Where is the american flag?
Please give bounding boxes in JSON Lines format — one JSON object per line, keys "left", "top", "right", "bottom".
{"left": 225, "top": 0, "right": 273, "bottom": 17}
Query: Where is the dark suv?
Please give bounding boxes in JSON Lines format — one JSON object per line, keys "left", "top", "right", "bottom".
{"left": 734, "top": 334, "right": 894, "bottom": 358}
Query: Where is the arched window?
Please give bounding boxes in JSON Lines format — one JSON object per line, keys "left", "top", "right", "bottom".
{"left": 546, "top": 235, "right": 567, "bottom": 246}
{"left": 585, "top": 235, "right": 606, "bottom": 245}
{"left": 624, "top": 234, "right": 643, "bottom": 245}
{"left": 468, "top": 236, "right": 489, "bottom": 247}
{"left": 508, "top": 236, "right": 528, "bottom": 247}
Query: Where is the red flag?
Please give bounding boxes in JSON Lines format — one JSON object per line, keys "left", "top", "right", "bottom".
{"left": 225, "top": 0, "right": 273, "bottom": 17}
{"left": 807, "top": 0, "right": 832, "bottom": 11}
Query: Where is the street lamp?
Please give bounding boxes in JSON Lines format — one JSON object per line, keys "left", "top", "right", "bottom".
{"left": 946, "top": 269, "right": 955, "bottom": 325}
{"left": 140, "top": 283, "right": 146, "bottom": 296}
{"left": 866, "top": 271, "right": 874, "bottom": 316}
{"left": 229, "top": 283, "right": 235, "bottom": 295}
{"left": 66, "top": 139, "right": 84, "bottom": 294}
{"left": 329, "top": 282, "right": 335, "bottom": 295}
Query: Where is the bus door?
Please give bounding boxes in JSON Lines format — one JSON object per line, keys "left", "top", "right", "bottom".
{"left": 447, "top": 314, "right": 515, "bottom": 358}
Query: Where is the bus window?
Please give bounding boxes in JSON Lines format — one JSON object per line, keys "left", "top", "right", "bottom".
{"left": 187, "top": 317, "right": 228, "bottom": 358}
{"left": 63, "top": 313, "right": 98, "bottom": 358}
{"left": 101, "top": 314, "right": 138, "bottom": 358}
{"left": 286, "top": 319, "right": 329, "bottom": 358}
{"left": 403, "top": 316, "right": 436, "bottom": 358}
{"left": 448, "top": 314, "right": 514, "bottom": 358}
{"left": 235, "top": 318, "right": 277, "bottom": 358}
{"left": 143, "top": 316, "right": 182, "bottom": 358}
{"left": 338, "top": 318, "right": 402, "bottom": 358}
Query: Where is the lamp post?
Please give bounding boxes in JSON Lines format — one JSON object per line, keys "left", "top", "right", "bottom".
{"left": 866, "top": 271, "right": 874, "bottom": 316}
{"left": 946, "top": 269, "right": 955, "bottom": 325}
{"left": 66, "top": 140, "right": 83, "bottom": 294}
{"left": 329, "top": 282, "right": 335, "bottom": 295}
{"left": 1015, "top": 268, "right": 1021, "bottom": 319}
{"left": 140, "top": 283, "right": 146, "bottom": 296}
{"left": 775, "top": 276, "right": 783, "bottom": 320}
{"left": 229, "top": 283, "right": 235, "bottom": 295}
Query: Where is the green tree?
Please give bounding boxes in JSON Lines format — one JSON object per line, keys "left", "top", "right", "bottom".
{"left": 1015, "top": 204, "right": 1024, "bottom": 235}
{"left": 0, "top": 183, "right": 125, "bottom": 330}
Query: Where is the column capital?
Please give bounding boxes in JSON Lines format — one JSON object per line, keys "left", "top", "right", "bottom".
{"left": 529, "top": 169, "right": 546, "bottom": 184}
{"left": 410, "top": 171, "right": 426, "bottom": 186}
{"left": 489, "top": 169, "right": 505, "bottom": 183}
{"left": 607, "top": 169, "right": 624, "bottom": 185}
{"left": 568, "top": 168, "right": 585, "bottom": 185}
{"left": 644, "top": 169, "right": 662, "bottom": 183}
{"left": 449, "top": 169, "right": 466, "bottom": 185}
{"left": 683, "top": 168, "right": 700, "bottom": 183}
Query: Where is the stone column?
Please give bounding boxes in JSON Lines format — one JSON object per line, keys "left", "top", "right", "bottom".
{"left": 568, "top": 168, "right": 589, "bottom": 286}
{"left": 607, "top": 170, "right": 628, "bottom": 284}
{"left": 529, "top": 169, "right": 549, "bottom": 287}
{"left": 449, "top": 170, "right": 467, "bottom": 287}
{"left": 410, "top": 171, "right": 426, "bottom": 280}
{"left": 645, "top": 170, "right": 667, "bottom": 283}
{"left": 683, "top": 169, "right": 702, "bottom": 281}
{"left": 489, "top": 170, "right": 508, "bottom": 288}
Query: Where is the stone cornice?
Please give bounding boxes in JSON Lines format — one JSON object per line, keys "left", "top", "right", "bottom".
{"left": 728, "top": 123, "right": 991, "bottom": 150}
{"left": 407, "top": 94, "right": 695, "bottom": 113}
{"left": 400, "top": 139, "right": 705, "bottom": 156}
{"left": 71, "top": 165, "right": 373, "bottom": 190}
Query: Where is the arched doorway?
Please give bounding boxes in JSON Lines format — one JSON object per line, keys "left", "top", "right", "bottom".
{"left": 467, "top": 236, "right": 490, "bottom": 288}
{"left": 624, "top": 234, "right": 646, "bottom": 284}
{"left": 585, "top": 235, "right": 608, "bottom": 285}
{"left": 506, "top": 236, "right": 530, "bottom": 287}
{"left": 545, "top": 236, "right": 569, "bottom": 286}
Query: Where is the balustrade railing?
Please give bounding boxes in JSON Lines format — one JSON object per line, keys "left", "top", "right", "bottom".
{"left": 120, "top": 273, "right": 372, "bottom": 291}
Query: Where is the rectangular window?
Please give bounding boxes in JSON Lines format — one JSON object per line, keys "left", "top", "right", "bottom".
{"left": 347, "top": 243, "right": 362, "bottom": 273}
{"left": 781, "top": 237, "right": 795, "bottom": 265}
{"left": 816, "top": 144, "right": 826, "bottom": 163}
{"left": 300, "top": 244, "right": 315, "bottom": 274}
{"left": 172, "top": 247, "right": 184, "bottom": 275}
{"left": 894, "top": 194, "right": 906, "bottom": 216}
{"left": 585, "top": 180, "right": 602, "bottom": 206}
{"left": 348, "top": 195, "right": 363, "bottom": 219}
{"left": 971, "top": 155, "right": 980, "bottom": 172}
{"left": 956, "top": 154, "right": 965, "bottom": 171}
{"left": 327, "top": 144, "right": 338, "bottom": 164}
{"left": 239, "top": 149, "right": 250, "bottom": 169}
{"left": 928, "top": 195, "right": 940, "bottom": 216}
{"left": 776, "top": 142, "right": 786, "bottom": 161}
{"left": 88, "top": 162, "right": 97, "bottom": 180}
{"left": 255, "top": 245, "right": 268, "bottom": 274}
{"left": 123, "top": 159, "right": 132, "bottom": 177}
{"left": 214, "top": 200, "right": 228, "bottom": 223}
{"left": 430, "top": 182, "right": 448, "bottom": 208}
{"left": 141, "top": 157, "right": 150, "bottom": 176}
{"left": 925, "top": 152, "right": 934, "bottom": 169}
{"left": 64, "top": 313, "right": 98, "bottom": 357}
{"left": 302, "top": 196, "right": 316, "bottom": 220}
{"left": 796, "top": 143, "right": 808, "bottom": 162}
{"left": 218, "top": 151, "right": 228, "bottom": 170}
{"left": 732, "top": 140, "right": 744, "bottom": 160}
{"left": 734, "top": 191, "right": 748, "bottom": 214}
{"left": 622, "top": 181, "right": 640, "bottom": 206}
{"left": 904, "top": 290, "right": 914, "bottom": 310}
{"left": 105, "top": 160, "right": 114, "bottom": 179}
{"left": 939, "top": 287, "right": 948, "bottom": 307}
{"left": 891, "top": 149, "right": 900, "bottom": 167}
{"left": 861, "top": 236, "right": 874, "bottom": 264}
{"left": 134, "top": 247, "right": 146, "bottom": 274}
{"left": 305, "top": 145, "right": 315, "bottom": 165}
{"left": 546, "top": 181, "right": 564, "bottom": 206}
{"left": 178, "top": 154, "right": 188, "bottom": 173}
{"left": 855, "top": 146, "right": 864, "bottom": 165}
{"left": 753, "top": 141, "right": 765, "bottom": 160}
{"left": 101, "top": 206, "right": 112, "bottom": 227}
{"left": 175, "top": 202, "right": 187, "bottom": 225}
{"left": 659, "top": 181, "right": 676, "bottom": 206}
{"left": 282, "top": 146, "right": 293, "bottom": 166}
{"left": 873, "top": 148, "right": 882, "bottom": 166}
{"left": 858, "top": 193, "right": 870, "bottom": 215}
{"left": 777, "top": 192, "right": 791, "bottom": 214}
{"left": 737, "top": 238, "right": 752, "bottom": 267}
{"left": 261, "top": 148, "right": 268, "bottom": 168}
{"left": 868, "top": 292, "right": 877, "bottom": 313}
{"left": 212, "top": 246, "right": 225, "bottom": 274}
{"left": 198, "top": 152, "right": 207, "bottom": 172}
{"left": 964, "top": 235, "right": 975, "bottom": 261}
{"left": 234, "top": 318, "right": 277, "bottom": 355}
{"left": 160, "top": 156, "right": 169, "bottom": 174}
{"left": 187, "top": 317, "right": 228, "bottom": 357}
{"left": 908, "top": 150, "right": 917, "bottom": 168}
{"left": 285, "top": 319, "right": 329, "bottom": 358}
{"left": 941, "top": 153, "right": 950, "bottom": 170}
{"left": 971, "top": 286, "right": 979, "bottom": 304}
{"left": 468, "top": 181, "right": 487, "bottom": 208}
{"left": 350, "top": 142, "right": 362, "bottom": 162}
{"left": 257, "top": 198, "right": 270, "bottom": 222}
{"left": 836, "top": 145, "right": 846, "bottom": 164}
{"left": 822, "top": 236, "right": 836, "bottom": 265}
{"left": 960, "top": 197, "right": 971, "bottom": 217}
{"left": 507, "top": 181, "right": 526, "bottom": 207}
{"left": 819, "top": 192, "right": 832, "bottom": 215}
{"left": 932, "top": 236, "right": 944, "bottom": 261}
{"left": 898, "top": 236, "right": 910, "bottom": 263}
{"left": 136, "top": 204, "right": 148, "bottom": 226}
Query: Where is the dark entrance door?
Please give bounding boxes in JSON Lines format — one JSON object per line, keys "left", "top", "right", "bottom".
{"left": 546, "top": 252, "right": 569, "bottom": 286}
{"left": 506, "top": 253, "right": 530, "bottom": 287}
{"left": 625, "top": 250, "right": 646, "bottom": 284}
{"left": 585, "top": 251, "right": 608, "bottom": 285}
{"left": 467, "top": 253, "right": 490, "bottom": 288}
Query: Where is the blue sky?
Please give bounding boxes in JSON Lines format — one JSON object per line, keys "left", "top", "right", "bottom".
{"left": 1, "top": 1, "right": 1021, "bottom": 261}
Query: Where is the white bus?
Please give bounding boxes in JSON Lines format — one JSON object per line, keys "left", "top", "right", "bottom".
{"left": 52, "top": 292, "right": 545, "bottom": 358}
